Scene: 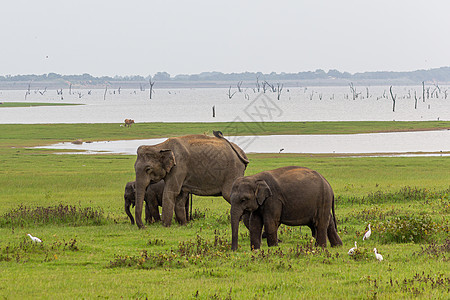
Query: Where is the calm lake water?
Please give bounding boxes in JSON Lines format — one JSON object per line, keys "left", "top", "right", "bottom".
{"left": 0, "top": 85, "right": 449, "bottom": 123}
{"left": 36, "top": 130, "right": 450, "bottom": 156}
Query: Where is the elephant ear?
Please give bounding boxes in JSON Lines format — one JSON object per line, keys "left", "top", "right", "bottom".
{"left": 160, "top": 149, "right": 176, "bottom": 173}
{"left": 255, "top": 180, "right": 272, "bottom": 206}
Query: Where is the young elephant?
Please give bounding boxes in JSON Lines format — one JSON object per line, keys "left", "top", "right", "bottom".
{"left": 230, "top": 166, "right": 343, "bottom": 250}
{"left": 124, "top": 180, "right": 190, "bottom": 225}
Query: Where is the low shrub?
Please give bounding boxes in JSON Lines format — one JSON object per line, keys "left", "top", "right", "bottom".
{"left": 0, "top": 204, "right": 106, "bottom": 227}
{"left": 109, "top": 231, "right": 230, "bottom": 269}
{"left": 417, "top": 238, "right": 450, "bottom": 261}
{"left": 0, "top": 237, "right": 79, "bottom": 263}
{"left": 376, "top": 214, "right": 447, "bottom": 243}
{"left": 348, "top": 247, "right": 373, "bottom": 261}
{"left": 336, "top": 187, "right": 450, "bottom": 205}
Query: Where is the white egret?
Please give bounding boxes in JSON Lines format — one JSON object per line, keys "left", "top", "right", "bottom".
{"left": 27, "top": 234, "right": 42, "bottom": 243}
{"left": 373, "top": 248, "right": 383, "bottom": 262}
{"left": 363, "top": 224, "right": 371, "bottom": 241}
{"left": 348, "top": 241, "right": 357, "bottom": 256}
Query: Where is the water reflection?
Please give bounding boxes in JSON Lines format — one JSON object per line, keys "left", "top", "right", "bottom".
{"left": 35, "top": 130, "right": 450, "bottom": 156}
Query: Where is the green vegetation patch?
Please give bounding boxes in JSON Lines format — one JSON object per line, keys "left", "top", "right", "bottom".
{"left": 375, "top": 214, "right": 447, "bottom": 243}
{"left": 336, "top": 186, "right": 450, "bottom": 205}
{"left": 0, "top": 123, "right": 449, "bottom": 298}
{"left": 0, "top": 102, "right": 80, "bottom": 108}
{"left": 0, "top": 237, "right": 79, "bottom": 263}
{"left": 0, "top": 204, "right": 106, "bottom": 227}
{"left": 1, "top": 121, "right": 450, "bottom": 148}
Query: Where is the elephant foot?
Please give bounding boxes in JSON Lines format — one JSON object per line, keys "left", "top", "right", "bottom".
{"left": 162, "top": 221, "right": 172, "bottom": 227}
{"left": 262, "top": 232, "right": 282, "bottom": 243}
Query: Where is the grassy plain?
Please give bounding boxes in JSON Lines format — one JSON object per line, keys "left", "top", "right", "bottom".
{"left": 0, "top": 122, "right": 449, "bottom": 299}
{"left": 0, "top": 102, "right": 80, "bottom": 108}
{"left": 1, "top": 120, "right": 450, "bottom": 147}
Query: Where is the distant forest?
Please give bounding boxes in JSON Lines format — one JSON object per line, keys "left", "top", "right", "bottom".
{"left": 1, "top": 67, "right": 450, "bottom": 88}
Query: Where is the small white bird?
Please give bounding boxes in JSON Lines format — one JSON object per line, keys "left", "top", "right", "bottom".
{"left": 348, "top": 241, "right": 357, "bottom": 256}
{"left": 363, "top": 224, "right": 371, "bottom": 241}
{"left": 27, "top": 233, "right": 42, "bottom": 243}
{"left": 373, "top": 248, "right": 383, "bottom": 261}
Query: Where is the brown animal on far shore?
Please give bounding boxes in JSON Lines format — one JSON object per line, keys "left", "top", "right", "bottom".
{"left": 124, "top": 119, "right": 135, "bottom": 127}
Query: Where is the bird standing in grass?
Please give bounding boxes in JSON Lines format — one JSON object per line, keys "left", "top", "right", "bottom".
{"left": 373, "top": 248, "right": 383, "bottom": 261}
{"left": 27, "top": 234, "right": 42, "bottom": 243}
{"left": 348, "top": 241, "right": 357, "bottom": 256}
{"left": 363, "top": 223, "right": 371, "bottom": 241}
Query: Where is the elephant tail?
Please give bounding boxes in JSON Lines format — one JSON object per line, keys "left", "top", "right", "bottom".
{"left": 213, "top": 130, "right": 250, "bottom": 166}
{"left": 332, "top": 194, "right": 338, "bottom": 231}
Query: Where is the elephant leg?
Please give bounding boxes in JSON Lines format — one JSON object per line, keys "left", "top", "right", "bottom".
{"left": 264, "top": 219, "right": 280, "bottom": 247}
{"left": 315, "top": 214, "right": 330, "bottom": 247}
{"left": 184, "top": 193, "right": 190, "bottom": 222}
{"left": 174, "top": 191, "right": 189, "bottom": 225}
{"left": 249, "top": 213, "right": 263, "bottom": 250}
{"left": 327, "top": 214, "right": 343, "bottom": 247}
{"left": 161, "top": 177, "right": 184, "bottom": 226}
{"left": 144, "top": 201, "right": 151, "bottom": 223}
{"left": 308, "top": 224, "right": 316, "bottom": 238}
{"left": 148, "top": 202, "right": 160, "bottom": 223}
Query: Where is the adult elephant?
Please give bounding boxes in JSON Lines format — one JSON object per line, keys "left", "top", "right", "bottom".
{"left": 134, "top": 132, "right": 249, "bottom": 228}
{"left": 230, "top": 166, "right": 343, "bottom": 250}
{"left": 124, "top": 180, "right": 190, "bottom": 225}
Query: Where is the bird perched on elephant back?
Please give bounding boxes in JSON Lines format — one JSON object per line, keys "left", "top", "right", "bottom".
{"left": 124, "top": 180, "right": 189, "bottom": 225}
{"left": 134, "top": 132, "right": 249, "bottom": 228}
{"left": 230, "top": 166, "right": 343, "bottom": 250}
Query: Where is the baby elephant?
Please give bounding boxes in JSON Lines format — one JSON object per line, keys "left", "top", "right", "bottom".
{"left": 124, "top": 180, "right": 190, "bottom": 225}
{"left": 230, "top": 166, "right": 343, "bottom": 250}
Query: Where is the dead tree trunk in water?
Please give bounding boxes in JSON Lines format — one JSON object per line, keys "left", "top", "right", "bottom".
{"left": 149, "top": 79, "right": 155, "bottom": 99}
{"left": 103, "top": 85, "right": 108, "bottom": 100}
{"left": 228, "top": 86, "right": 236, "bottom": 99}
{"left": 262, "top": 81, "right": 268, "bottom": 93}
{"left": 277, "top": 83, "right": 283, "bottom": 100}
{"left": 349, "top": 82, "right": 359, "bottom": 100}
{"left": 414, "top": 91, "right": 418, "bottom": 109}
{"left": 390, "top": 86, "right": 396, "bottom": 112}
{"left": 422, "top": 81, "right": 425, "bottom": 102}
{"left": 25, "top": 83, "right": 31, "bottom": 100}
{"left": 237, "top": 81, "right": 243, "bottom": 92}
{"left": 265, "top": 81, "right": 276, "bottom": 92}
{"left": 255, "top": 76, "right": 260, "bottom": 93}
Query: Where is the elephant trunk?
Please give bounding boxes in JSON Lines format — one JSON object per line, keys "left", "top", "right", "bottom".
{"left": 135, "top": 179, "right": 149, "bottom": 229}
{"left": 231, "top": 207, "right": 244, "bottom": 251}
{"left": 125, "top": 201, "right": 134, "bottom": 225}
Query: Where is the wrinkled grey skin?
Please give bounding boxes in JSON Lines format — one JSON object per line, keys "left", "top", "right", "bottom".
{"left": 134, "top": 134, "right": 249, "bottom": 228}
{"left": 124, "top": 180, "right": 190, "bottom": 225}
{"left": 230, "top": 166, "right": 343, "bottom": 250}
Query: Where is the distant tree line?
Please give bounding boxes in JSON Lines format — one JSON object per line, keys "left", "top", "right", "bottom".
{"left": 1, "top": 67, "right": 450, "bottom": 84}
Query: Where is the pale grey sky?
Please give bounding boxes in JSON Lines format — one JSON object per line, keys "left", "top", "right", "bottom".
{"left": 1, "top": 0, "right": 449, "bottom": 77}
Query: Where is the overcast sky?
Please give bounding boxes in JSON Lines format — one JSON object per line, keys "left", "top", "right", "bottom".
{"left": 1, "top": 0, "right": 449, "bottom": 77}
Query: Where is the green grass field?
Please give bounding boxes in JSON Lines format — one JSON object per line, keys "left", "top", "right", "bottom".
{"left": 0, "top": 122, "right": 449, "bottom": 299}
{"left": 0, "top": 102, "right": 80, "bottom": 108}
{"left": 1, "top": 120, "right": 450, "bottom": 147}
